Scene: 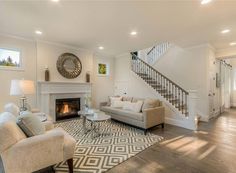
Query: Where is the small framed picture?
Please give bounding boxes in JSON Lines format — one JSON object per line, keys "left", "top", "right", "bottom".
{"left": 97, "top": 63, "right": 109, "bottom": 76}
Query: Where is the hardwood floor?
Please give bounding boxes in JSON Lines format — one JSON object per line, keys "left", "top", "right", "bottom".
{"left": 107, "top": 108, "right": 236, "bottom": 173}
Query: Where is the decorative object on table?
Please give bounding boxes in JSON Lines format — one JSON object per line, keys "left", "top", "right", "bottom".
{"left": 97, "top": 62, "right": 109, "bottom": 76}
{"left": 10, "top": 79, "right": 35, "bottom": 112}
{"left": 57, "top": 52, "right": 82, "bottom": 79}
{"left": 86, "top": 71, "right": 90, "bottom": 83}
{"left": 54, "top": 119, "right": 163, "bottom": 173}
{"left": 84, "top": 94, "right": 92, "bottom": 110}
{"left": 44, "top": 66, "right": 50, "bottom": 81}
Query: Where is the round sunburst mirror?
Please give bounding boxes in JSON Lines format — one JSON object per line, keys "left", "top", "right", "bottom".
{"left": 57, "top": 53, "right": 82, "bottom": 79}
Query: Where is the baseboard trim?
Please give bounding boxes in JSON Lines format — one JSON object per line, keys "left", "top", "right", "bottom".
{"left": 165, "top": 117, "right": 197, "bottom": 131}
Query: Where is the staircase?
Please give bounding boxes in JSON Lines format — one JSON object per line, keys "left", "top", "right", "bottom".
{"left": 146, "top": 42, "right": 171, "bottom": 65}
{"left": 131, "top": 53, "right": 189, "bottom": 117}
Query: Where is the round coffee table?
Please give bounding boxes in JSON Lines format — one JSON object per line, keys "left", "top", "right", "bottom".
{"left": 86, "top": 113, "right": 111, "bottom": 138}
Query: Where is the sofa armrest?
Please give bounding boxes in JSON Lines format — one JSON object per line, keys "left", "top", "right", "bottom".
{"left": 142, "top": 107, "right": 165, "bottom": 129}
{"left": 100, "top": 102, "right": 108, "bottom": 108}
{"left": 1, "top": 130, "right": 64, "bottom": 173}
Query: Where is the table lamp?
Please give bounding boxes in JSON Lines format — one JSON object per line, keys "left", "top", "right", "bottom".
{"left": 10, "top": 79, "right": 35, "bottom": 111}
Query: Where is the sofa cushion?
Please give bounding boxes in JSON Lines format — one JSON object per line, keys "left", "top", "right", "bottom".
{"left": 123, "top": 100, "right": 143, "bottom": 113}
{"left": 132, "top": 97, "right": 145, "bottom": 103}
{"left": 101, "top": 106, "right": 143, "bottom": 121}
{"left": 16, "top": 113, "right": 46, "bottom": 137}
{"left": 142, "top": 98, "right": 160, "bottom": 111}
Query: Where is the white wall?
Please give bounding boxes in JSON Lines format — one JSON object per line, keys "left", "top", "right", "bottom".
{"left": 153, "top": 45, "right": 212, "bottom": 120}
{"left": 0, "top": 35, "right": 114, "bottom": 112}
{"left": 0, "top": 35, "right": 37, "bottom": 111}
{"left": 36, "top": 41, "right": 94, "bottom": 83}
{"left": 92, "top": 54, "right": 115, "bottom": 108}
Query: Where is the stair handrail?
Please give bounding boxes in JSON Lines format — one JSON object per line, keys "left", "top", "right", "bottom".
{"left": 131, "top": 52, "right": 189, "bottom": 95}
{"left": 147, "top": 46, "right": 156, "bottom": 55}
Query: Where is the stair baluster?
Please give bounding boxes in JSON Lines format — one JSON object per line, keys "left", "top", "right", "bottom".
{"left": 131, "top": 53, "right": 189, "bottom": 116}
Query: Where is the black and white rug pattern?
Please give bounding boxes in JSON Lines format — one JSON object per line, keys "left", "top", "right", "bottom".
{"left": 54, "top": 118, "right": 163, "bottom": 173}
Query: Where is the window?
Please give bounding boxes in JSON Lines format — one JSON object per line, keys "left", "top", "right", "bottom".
{"left": 0, "top": 48, "right": 21, "bottom": 69}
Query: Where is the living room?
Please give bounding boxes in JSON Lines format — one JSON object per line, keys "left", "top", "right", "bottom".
{"left": 1, "top": 1, "right": 236, "bottom": 173}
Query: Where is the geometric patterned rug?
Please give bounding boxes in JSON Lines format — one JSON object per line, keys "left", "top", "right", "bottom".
{"left": 54, "top": 118, "right": 163, "bottom": 173}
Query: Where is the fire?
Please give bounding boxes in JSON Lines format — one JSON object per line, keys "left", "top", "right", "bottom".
{"left": 62, "top": 103, "right": 69, "bottom": 113}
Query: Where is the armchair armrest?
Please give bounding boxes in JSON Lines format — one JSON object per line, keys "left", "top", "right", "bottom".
{"left": 42, "top": 121, "right": 54, "bottom": 131}
{"left": 1, "top": 130, "right": 64, "bottom": 173}
{"left": 142, "top": 107, "right": 165, "bottom": 129}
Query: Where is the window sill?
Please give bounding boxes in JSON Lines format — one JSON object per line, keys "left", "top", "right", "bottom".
{"left": 0, "top": 66, "right": 24, "bottom": 71}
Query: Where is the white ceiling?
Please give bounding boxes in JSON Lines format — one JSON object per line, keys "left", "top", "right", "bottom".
{"left": 0, "top": 1, "right": 236, "bottom": 56}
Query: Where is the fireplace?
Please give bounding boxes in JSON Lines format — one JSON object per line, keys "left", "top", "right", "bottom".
{"left": 56, "top": 98, "right": 80, "bottom": 121}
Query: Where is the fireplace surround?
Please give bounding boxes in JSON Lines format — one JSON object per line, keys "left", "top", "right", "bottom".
{"left": 37, "top": 81, "right": 92, "bottom": 122}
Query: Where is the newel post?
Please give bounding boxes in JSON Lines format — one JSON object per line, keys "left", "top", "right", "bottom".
{"left": 187, "top": 90, "right": 198, "bottom": 130}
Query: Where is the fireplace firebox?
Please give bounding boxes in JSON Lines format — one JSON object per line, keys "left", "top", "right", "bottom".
{"left": 55, "top": 98, "right": 80, "bottom": 121}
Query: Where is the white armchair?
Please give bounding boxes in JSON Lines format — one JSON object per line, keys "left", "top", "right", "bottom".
{"left": 0, "top": 111, "right": 76, "bottom": 173}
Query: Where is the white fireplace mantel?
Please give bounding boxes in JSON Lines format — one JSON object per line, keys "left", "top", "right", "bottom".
{"left": 37, "top": 81, "right": 92, "bottom": 122}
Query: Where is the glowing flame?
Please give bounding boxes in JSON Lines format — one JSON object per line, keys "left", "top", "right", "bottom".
{"left": 62, "top": 104, "right": 69, "bottom": 113}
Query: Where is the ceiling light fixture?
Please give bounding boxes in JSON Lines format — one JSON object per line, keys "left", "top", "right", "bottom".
{"left": 98, "top": 46, "right": 104, "bottom": 50}
{"left": 35, "top": 30, "right": 42, "bottom": 35}
{"left": 221, "top": 29, "right": 230, "bottom": 34}
{"left": 130, "top": 31, "right": 137, "bottom": 36}
{"left": 51, "top": 0, "right": 60, "bottom": 2}
{"left": 230, "top": 42, "right": 236, "bottom": 46}
{"left": 201, "top": 0, "right": 212, "bottom": 5}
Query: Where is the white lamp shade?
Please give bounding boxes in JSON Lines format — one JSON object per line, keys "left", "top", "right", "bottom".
{"left": 10, "top": 80, "right": 35, "bottom": 96}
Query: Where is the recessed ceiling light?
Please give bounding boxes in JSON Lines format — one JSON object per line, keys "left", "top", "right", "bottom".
{"left": 230, "top": 42, "right": 236, "bottom": 46}
{"left": 221, "top": 29, "right": 230, "bottom": 34}
{"left": 35, "top": 30, "right": 42, "bottom": 35}
{"left": 201, "top": 0, "right": 212, "bottom": 5}
{"left": 98, "top": 46, "right": 104, "bottom": 50}
{"left": 51, "top": 0, "right": 59, "bottom": 2}
{"left": 130, "top": 31, "right": 137, "bottom": 36}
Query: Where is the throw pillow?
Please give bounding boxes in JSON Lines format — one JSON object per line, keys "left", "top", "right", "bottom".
{"left": 110, "top": 96, "right": 122, "bottom": 107}
{"left": 123, "top": 101, "right": 143, "bottom": 113}
{"left": 142, "top": 98, "right": 160, "bottom": 111}
{"left": 111, "top": 100, "right": 130, "bottom": 108}
{"left": 122, "top": 97, "right": 133, "bottom": 102}
{"left": 16, "top": 113, "right": 45, "bottom": 137}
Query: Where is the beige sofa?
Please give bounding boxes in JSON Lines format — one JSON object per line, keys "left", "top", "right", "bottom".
{"left": 0, "top": 111, "right": 76, "bottom": 173}
{"left": 100, "top": 97, "right": 165, "bottom": 134}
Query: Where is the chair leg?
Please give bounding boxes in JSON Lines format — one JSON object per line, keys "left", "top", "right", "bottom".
{"left": 67, "top": 158, "right": 73, "bottom": 173}
{"left": 144, "top": 129, "right": 147, "bottom": 135}
{"left": 161, "top": 123, "right": 164, "bottom": 129}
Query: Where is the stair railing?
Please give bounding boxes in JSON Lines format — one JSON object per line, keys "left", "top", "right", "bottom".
{"left": 147, "top": 42, "right": 171, "bottom": 65}
{"left": 131, "top": 53, "right": 189, "bottom": 116}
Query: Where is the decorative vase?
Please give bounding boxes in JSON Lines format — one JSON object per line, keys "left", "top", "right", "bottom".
{"left": 45, "top": 67, "right": 50, "bottom": 81}
{"left": 86, "top": 72, "right": 90, "bottom": 83}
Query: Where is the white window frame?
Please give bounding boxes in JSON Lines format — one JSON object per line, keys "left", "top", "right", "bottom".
{"left": 0, "top": 47, "right": 24, "bottom": 71}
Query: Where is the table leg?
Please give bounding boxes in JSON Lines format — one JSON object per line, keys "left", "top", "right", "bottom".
{"left": 82, "top": 115, "right": 90, "bottom": 134}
